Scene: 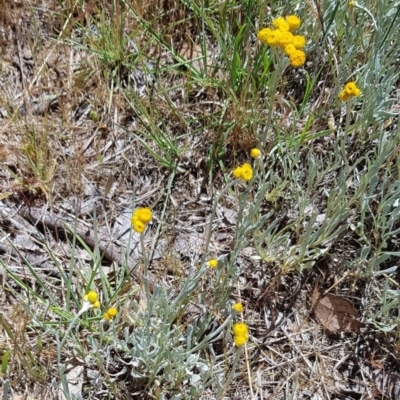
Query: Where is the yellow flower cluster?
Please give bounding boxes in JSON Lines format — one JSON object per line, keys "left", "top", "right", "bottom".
{"left": 257, "top": 15, "right": 307, "bottom": 68}
{"left": 232, "top": 163, "right": 253, "bottom": 182}
{"left": 83, "top": 290, "right": 101, "bottom": 309}
{"left": 207, "top": 259, "right": 218, "bottom": 269}
{"left": 338, "top": 81, "right": 361, "bottom": 101}
{"left": 233, "top": 322, "right": 249, "bottom": 346}
{"left": 104, "top": 307, "right": 118, "bottom": 321}
{"left": 131, "top": 207, "right": 153, "bottom": 233}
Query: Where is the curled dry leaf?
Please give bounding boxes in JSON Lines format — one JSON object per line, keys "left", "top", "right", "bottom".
{"left": 311, "top": 287, "right": 363, "bottom": 333}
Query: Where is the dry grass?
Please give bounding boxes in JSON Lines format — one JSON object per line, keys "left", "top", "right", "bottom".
{"left": 1, "top": 0, "right": 400, "bottom": 399}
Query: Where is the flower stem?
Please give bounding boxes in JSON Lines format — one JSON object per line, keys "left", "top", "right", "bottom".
{"left": 340, "top": 100, "right": 352, "bottom": 168}
{"left": 216, "top": 346, "right": 244, "bottom": 399}
{"left": 140, "top": 233, "right": 150, "bottom": 300}
{"left": 57, "top": 303, "right": 91, "bottom": 364}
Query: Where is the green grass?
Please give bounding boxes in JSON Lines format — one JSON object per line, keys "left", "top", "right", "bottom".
{"left": 1, "top": 0, "right": 400, "bottom": 398}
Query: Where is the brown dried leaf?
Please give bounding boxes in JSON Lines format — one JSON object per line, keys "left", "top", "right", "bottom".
{"left": 311, "top": 288, "right": 363, "bottom": 332}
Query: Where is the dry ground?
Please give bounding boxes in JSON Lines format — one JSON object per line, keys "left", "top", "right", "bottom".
{"left": 1, "top": 0, "right": 400, "bottom": 399}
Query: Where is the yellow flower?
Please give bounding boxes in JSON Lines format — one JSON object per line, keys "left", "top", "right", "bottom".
{"left": 232, "top": 163, "right": 253, "bottom": 182}
{"left": 232, "top": 303, "right": 244, "bottom": 312}
{"left": 233, "top": 322, "right": 249, "bottom": 336}
{"left": 207, "top": 259, "right": 218, "bottom": 269}
{"left": 107, "top": 307, "right": 118, "bottom": 317}
{"left": 344, "top": 82, "right": 361, "bottom": 96}
{"left": 339, "top": 82, "right": 361, "bottom": 101}
{"left": 92, "top": 300, "right": 101, "bottom": 309}
{"left": 234, "top": 334, "right": 248, "bottom": 346}
{"left": 286, "top": 15, "right": 301, "bottom": 32}
{"left": 339, "top": 90, "right": 349, "bottom": 101}
{"left": 289, "top": 49, "right": 306, "bottom": 67}
{"left": 272, "top": 17, "right": 289, "bottom": 31}
{"left": 349, "top": 1, "right": 356, "bottom": 6}
{"left": 278, "top": 31, "right": 294, "bottom": 48}
{"left": 131, "top": 207, "right": 153, "bottom": 233}
{"left": 257, "top": 28, "right": 282, "bottom": 46}
{"left": 240, "top": 163, "right": 253, "bottom": 181}
{"left": 131, "top": 216, "right": 146, "bottom": 233}
{"left": 233, "top": 163, "right": 253, "bottom": 182}
{"left": 134, "top": 207, "right": 153, "bottom": 224}
{"left": 284, "top": 44, "right": 296, "bottom": 56}
{"left": 257, "top": 28, "right": 272, "bottom": 44}
{"left": 104, "top": 307, "right": 118, "bottom": 320}
{"left": 292, "top": 35, "right": 306, "bottom": 49}
{"left": 250, "top": 148, "right": 261, "bottom": 159}
{"left": 84, "top": 290, "right": 98, "bottom": 304}
{"left": 232, "top": 165, "right": 243, "bottom": 179}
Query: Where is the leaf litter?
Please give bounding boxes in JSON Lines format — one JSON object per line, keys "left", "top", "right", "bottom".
{"left": 311, "top": 287, "right": 363, "bottom": 333}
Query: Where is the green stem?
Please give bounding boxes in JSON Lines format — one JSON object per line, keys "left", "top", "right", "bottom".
{"left": 341, "top": 100, "right": 352, "bottom": 168}
{"left": 216, "top": 346, "right": 244, "bottom": 399}
{"left": 57, "top": 304, "right": 90, "bottom": 364}
{"left": 259, "top": 51, "right": 286, "bottom": 146}
{"left": 140, "top": 233, "right": 150, "bottom": 301}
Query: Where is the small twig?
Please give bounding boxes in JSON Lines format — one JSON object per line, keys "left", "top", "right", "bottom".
{"left": 236, "top": 282, "right": 254, "bottom": 398}
{"left": 323, "top": 270, "right": 353, "bottom": 295}
{"left": 19, "top": 206, "right": 158, "bottom": 292}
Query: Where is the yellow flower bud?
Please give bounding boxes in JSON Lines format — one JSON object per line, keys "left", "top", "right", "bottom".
{"left": 279, "top": 31, "right": 294, "bottom": 48}
{"left": 233, "top": 322, "right": 249, "bottom": 336}
{"left": 232, "top": 303, "right": 244, "bottom": 312}
{"left": 131, "top": 216, "right": 146, "bottom": 233}
{"left": 289, "top": 49, "right": 306, "bottom": 67}
{"left": 339, "top": 82, "right": 361, "bottom": 101}
{"left": 92, "top": 300, "right": 101, "bottom": 309}
{"left": 107, "top": 307, "right": 118, "bottom": 317}
{"left": 85, "top": 290, "right": 98, "bottom": 304}
{"left": 292, "top": 35, "right": 306, "bottom": 49}
{"left": 257, "top": 28, "right": 282, "bottom": 46}
{"left": 286, "top": 15, "right": 301, "bottom": 32}
{"left": 250, "top": 148, "right": 261, "bottom": 159}
{"left": 272, "top": 17, "right": 289, "bottom": 31}
{"left": 135, "top": 207, "right": 153, "bottom": 223}
{"left": 234, "top": 334, "right": 248, "bottom": 346}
